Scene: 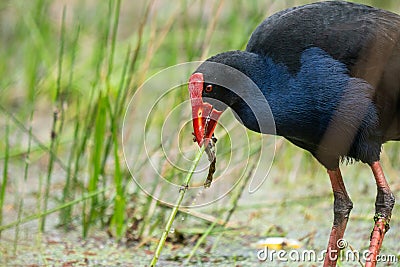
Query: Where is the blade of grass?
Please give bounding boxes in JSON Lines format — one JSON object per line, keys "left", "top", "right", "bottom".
{"left": 139, "top": 184, "right": 162, "bottom": 239}
{"left": 40, "top": 6, "right": 67, "bottom": 232}
{"left": 150, "top": 145, "right": 206, "bottom": 267}
{"left": 200, "top": 0, "right": 225, "bottom": 59}
{"left": 105, "top": 0, "right": 121, "bottom": 92}
{"left": 84, "top": 94, "right": 108, "bottom": 237}
{"left": 100, "top": 45, "right": 132, "bottom": 236}
{"left": 60, "top": 22, "right": 81, "bottom": 227}
{"left": 13, "top": 109, "right": 34, "bottom": 253}
{"left": 0, "top": 105, "right": 68, "bottom": 171}
{"left": 0, "top": 117, "right": 10, "bottom": 236}
{"left": 135, "top": 3, "right": 182, "bottom": 87}
{"left": 22, "top": 0, "right": 53, "bottom": 102}
{"left": 98, "top": 0, "right": 125, "bottom": 228}
{"left": 137, "top": 157, "right": 171, "bottom": 240}
{"left": 157, "top": 203, "right": 237, "bottom": 228}
{"left": 109, "top": 115, "right": 125, "bottom": 238}
{"left": 70, "top": 101, "right": 99, "bottom": 234}
{"left": 59, "top": 114, "right": 81, "bottom": 227}
{"left": 0, "top": 188, "right": 107, "bottom": 232}
{"left": 126, "top": 0, "right": 155, "bottom": 92}
{"left": 72, "top": 1, "right": 114, "bottom": 232}
{"left": 97, "top": 0, "right": 120, "bottom": 226}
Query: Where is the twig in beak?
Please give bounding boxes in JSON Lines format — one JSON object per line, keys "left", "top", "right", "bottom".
{"left": 204, "top": 136, "right": 217, "bottom": 188}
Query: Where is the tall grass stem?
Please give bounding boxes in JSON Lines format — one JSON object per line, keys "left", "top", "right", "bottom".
{"left": 150, "top": 145, "right": 206, "bottom": 267}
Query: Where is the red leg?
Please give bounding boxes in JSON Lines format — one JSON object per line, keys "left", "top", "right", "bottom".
{"left": 323, "top": 168, "right": 353, "bottom": 267}
{"left": 365, "top": 162, "right": 395, "bottom": 267}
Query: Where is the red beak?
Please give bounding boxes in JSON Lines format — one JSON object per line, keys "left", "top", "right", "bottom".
{"left": 188, "top": 73, "right": 222, "bottom": 146}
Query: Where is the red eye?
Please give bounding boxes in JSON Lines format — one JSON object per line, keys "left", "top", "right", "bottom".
{"left": 205, "top": 85, "right": 213, "bottom": 93}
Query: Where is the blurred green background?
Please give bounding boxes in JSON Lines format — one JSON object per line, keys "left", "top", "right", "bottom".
{"left": 0, "top": 0, "right": 399, "bottom": 265}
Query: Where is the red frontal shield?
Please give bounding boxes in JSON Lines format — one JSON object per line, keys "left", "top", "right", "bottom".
{"left": 188, "top": 73, "right": 222, "bottom": 146}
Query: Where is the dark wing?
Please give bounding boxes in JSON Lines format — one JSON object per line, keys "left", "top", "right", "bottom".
{"left": 246, "top": 1, "right": 400, "bottom": 141}
{"left": 246, "top": 1, "right": 400, "bottom": 74}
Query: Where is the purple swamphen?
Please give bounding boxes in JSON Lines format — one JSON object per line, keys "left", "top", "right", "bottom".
{"left": 188, "top": 1, "right": 399, "bottom": 266}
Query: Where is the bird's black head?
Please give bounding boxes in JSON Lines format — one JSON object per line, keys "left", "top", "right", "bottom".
{"left": 188, "top": 50, "right": 268, "bottom": 146}
{"left": 197, "top": 52, "right": 252, "bottom": 111}
{"left": 201, "top": 81, "right": 237, "bottom": 112}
